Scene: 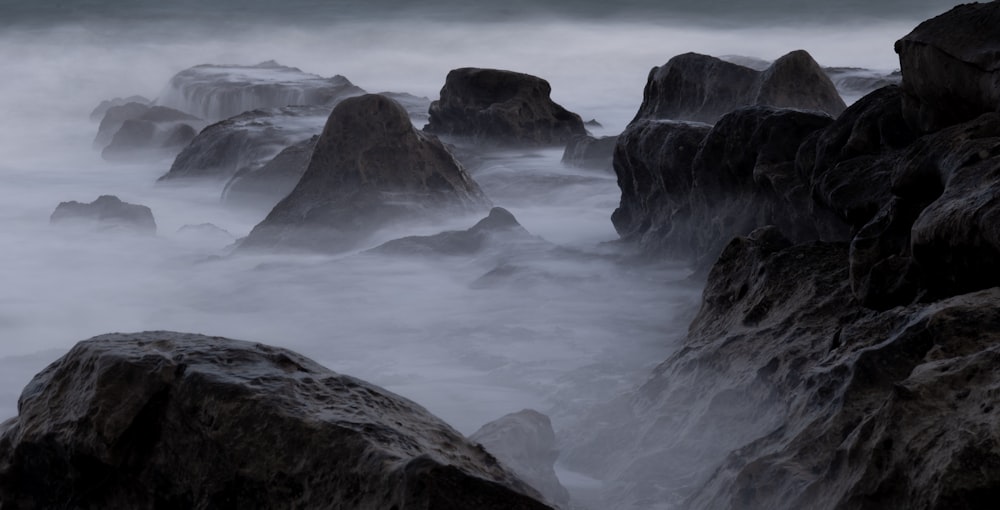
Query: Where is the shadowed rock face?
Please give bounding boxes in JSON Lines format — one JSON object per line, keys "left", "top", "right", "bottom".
{"left": 0, "top": 332, "right": 552, "bottom": 510}
{"left": 633, "top": 50, "right": 846, "bottom": 124}
{"left": 222, "top": 135, "right": 319, "bottom": 210}
{"left": 895, "top": 2, "right": 1000, "bottom": 133}
{"left": 49, "top": 195, "right": 156, "bottom": 234}
{"left": 241, "top": 94, "right": 490, "bottom": 253}
{"left": 424, "top": 68, "right": 587, "bottom": 146}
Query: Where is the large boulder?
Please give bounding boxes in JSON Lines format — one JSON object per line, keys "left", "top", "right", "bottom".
{"left": 0, "top": 332, "right": 552, "bottom": 509}
{"left": 241, "top": 94, "right": 490, "bottom": 253}
{"left": 895, "top": 2, "right": 1000, "bottom": 133}
{"left": 49, "top": 195, "right": 156, "bottom": 235}
{"left": 157, "top": 60, "right": 364, "bottom": 121}
{"left": 424, "top": 68, "right": 587, "bottom": 146}
{"left": 632, "top": 50, "right": 846, "bottom": 124}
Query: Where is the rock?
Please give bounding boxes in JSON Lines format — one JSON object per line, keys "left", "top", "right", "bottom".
{"left": 221, "top": 135, "right": 318, "bottom": 210}
{"left": 49, "top": 195, "right": 156, "bottom": 234}
{"left": 561, "top": 134, "right": 617, "bottom": 171}
{"left": 369, "top": 207, "right": 539, "bottom": 256}
{"left": 158, "top": 105, "right": 330, "bottom": 183}
{"left": 89, "top": 95, "right": 151, "bottom": 122}
{"left": 0, "top": 332, "right": 552, "bottom": 509}
{"left": 157, "top": 60, "right": 365, "bottom": 121}
{"left": 96, "top": 104, "right": 202, "bottom": 161}
{"left": 94, "top": 102, "right": 156, "bottom": 148}
{"left": 824, "top": 67, "right": 902, "bottom": 102}
{"left": 895, "top": 2, "right": 1000, "bottom": 133}
{"left": 632, "top": 50, "right": 845, "bottom": 124}
{"left": 424, "top": 67, "right": 588, "bottom": 146}
{"left": 377, "top": 91, "right": 433, "bottom": 124}
{"left": 471, "top": 410, "right": 570, "bottom": 508}
{"left": 241, "top": 94, "right": 490, "bottom": 253}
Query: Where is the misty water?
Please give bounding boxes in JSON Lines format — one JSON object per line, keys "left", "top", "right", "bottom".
{"left": 0, "top": 1, "right": 964, "bottom": 506}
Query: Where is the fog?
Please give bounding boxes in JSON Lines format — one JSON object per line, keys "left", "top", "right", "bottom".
{"left": 0, "top": 2, "right": 964, "bottom": 505}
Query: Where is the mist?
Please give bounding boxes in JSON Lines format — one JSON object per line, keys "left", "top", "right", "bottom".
{"left": 0, "top": 1, "right": 968, "bottom": 506}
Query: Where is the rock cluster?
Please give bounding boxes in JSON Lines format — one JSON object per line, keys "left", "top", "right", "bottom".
{"left": 50, "top": 195, "right": 156, "bottom": 235}
{"left": 94, "top": 103, "right": 201, "bottom": 162}
{"left": 0, "top": 332, "right": 552, "bottom": 509}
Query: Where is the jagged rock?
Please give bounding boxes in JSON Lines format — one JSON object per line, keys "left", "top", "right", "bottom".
{"left": 222, "top": 136, "right": 318, "bottom": 210}
{"left": 424, "top": 68, "right": 587, "bottom": 146}
{"left": 471, "top": 410, "right": 570, "bottom": 508}
{"left": 632, "top": 50, "right": 845, "bottom": 124}
{"left": 157, "top": 60, "right": 364, "bottom": 120}
{"left": 370, "top": 207, "right": 537, "bottom": 256}
{"left": 561, "top": 134, "right": 617, "bottom": 171}
{"left": 89, "top": 95, "right": 151, "bottom": 122}
{"left": 0, "top": 332, "right": 552, "bottom": 509}
{"left": 895, "top": 2, "right": 1000, "bottom": 133}
{"left": 49, "top": 195, "right": 156, "bottom": 234}
{"left": 241, "top": 94, "right": 490, "bottom": 253}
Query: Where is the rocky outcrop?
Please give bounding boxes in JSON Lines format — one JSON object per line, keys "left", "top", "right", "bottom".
{"left": 370, "top": 207, "right": 538, "bottom": 256}
{"left": 424, "top": 68, "right": 587, "bottom": 146}
{"left": 471, "top": 410, "right": 570, "bottom": 508}
{"left": 0, "top": 332, "right": 552, "bottom": 509}
{"left": 895, "top": 2, "right": 1000, "bottom": 133}
{"left": 241, "top": 94, "right": 490, "bottom": 253}
{"left": 632, "top": 50, "right": 846, "bottom": 124}
{"left": 221, "top": 135, "right": 318, "bottom": 209}
{"left": 95, "top": 104, "right": 202, "bottom": 162}
{"left": 49, "top": 195, "right": 156, "bottom": 234}
{"left": 157, "top": 60, "right": 364, "bottom": 121}
{"left": 89, "top": 95, "right": 151, "bottom": 122}
{"left": 561, "top": 134, "right": 617, "bottom": 171}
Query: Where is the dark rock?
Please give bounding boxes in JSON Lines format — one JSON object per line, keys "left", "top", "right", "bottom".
{"left": 370, "top": 207, "right": 538, "bottom": 256}
{"left": 824, "top": 67, "right": 902, "bottom": 102}
{"left": 157, "top": 60, "right": 364, "bottom": 120}
{"left": 424, "top": 67, "right": 587, "bottom": 146}
{"left": 89, "top": 95, "right": 151, "bottom": 122}
{"left": 895, "top": 2, "right": 1000, "bottom": 133}
{"left": 561, "top": 134, "right": 617, "bottom": 171}
{"left": 0, "top": 332, "right": 552, "bottom": 509}
{"left": 49, "top": 195, "right": 156, "bottom": 234}
{"left": 96, "top": 104, "right": 202, "bottom": 161}
{"left": 222, "top": 136, "right": 318, "bottom": 210}
{"left": 376, "top": 91, "right": 433, "bottom": 124}
{"left": 633, "top": 50, "right": 845, "bottom": 124}
{"left": 471, "top": 410, "right": 570, "bottom": 508}
{"left": 241, "top": 94, "right": 490, "bottom": 253}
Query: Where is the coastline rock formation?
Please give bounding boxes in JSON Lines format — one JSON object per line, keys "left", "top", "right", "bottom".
{"left": 94, "top": 103, "right": 201, "bottom": 161}
{"left": 157, "top": 60, "right": 364, "bottom": 121}
{"left": 633, "top": 49, "right": 846, "bottom": 124}
{"left": 89, "top": 95, "right": 151, "bottom": 122}
{"left": 561, "top": 134, "right": 617, "bottom": 171}
{"left": 50, "top": 195, "right": 156, "bottom": 235}
{"left": 241, "top": 94, "right": 490, "bottom": 253}
{"left": 424, "top": 67, "right": 588, "bottom": 146}
{"left": 0, "top": 332, "right": 552, "bottom": 509}
{"left": 222, "top": 135, "right": 319, "bottom": 209}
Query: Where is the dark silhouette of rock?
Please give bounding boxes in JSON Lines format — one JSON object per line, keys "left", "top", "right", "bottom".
{"left": 370, "top": 207, "right": 538, "bottom": 256}
{"left": 895, "top": 2, "right": 1000, "bottom": 133}
{"left": 221, "top": 135, "right": 318, "bottom": 210}
{"left": 241, "top": 94, "right": 490, "bottom": 253}
{"left": 633, "top": 50, "right": 846, "bottom": 124}
{"left": 96, "top": 104, "right": 202, "bottom": 161}
{"left": 49, "top": 195, "right": 156, "bottom": 234}
{"left": 89, "top": 95, "right": 151, "bottom": 121}
{"left": 0, "top": 332, "right": 552, "bottom": 510}
{"left": 471, "top": 410, "right": 570, "bottom": 509}
{"left": 424, "top": 68, "right": 587, "bottom": 146}
{"left": 561, "top": 134, "right": 617, "bottom": 171}
{"left": 157, "top": 60, "right": 365, "bottom": 121}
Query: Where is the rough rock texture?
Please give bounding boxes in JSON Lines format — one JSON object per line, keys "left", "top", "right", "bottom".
{"left": 49, "top": 195, "right": 156, "bottom": 234}
{"left": 370, "top": 207, "right": 538, "bottom": 256}
{"left": 895, "top": 2, "right": 1000, "bottom": 133}
{"left": 633, "top": 50, "right": 846, "bottom": 124}
{"left": 157, "top": 60, "right": 364, "bottom": 121}
{"left": 565, "top": 228, "right": 1000, "bottom": 510}
{"left": 471, "top": 410, "right": 570, "bottom": 509}
{"left": 241, "top": 94, "right": 490, "bottom": 253}
{"left": 424, "top": 68, "right": 587, "bottom": 146}
{"left": 222, "top": 135, "right": 318, "bottom": 210}
{"left": 0, "top": 332, "right": 552, "bottom": 510}
{"left": 561, "top": 134, "right": 617, "bottom": 171}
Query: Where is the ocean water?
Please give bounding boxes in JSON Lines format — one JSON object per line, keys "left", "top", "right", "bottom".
{"left": 0, "top": 0, "right": 965, "bottom": 506}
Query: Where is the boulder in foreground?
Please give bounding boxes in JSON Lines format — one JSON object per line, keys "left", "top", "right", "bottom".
{"left": 0, "top": 331, "right": 552, "bottom": 510}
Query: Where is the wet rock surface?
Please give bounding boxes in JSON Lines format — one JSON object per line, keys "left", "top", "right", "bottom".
{"left": 50, "top": 195, "right": 156, "bottom": 235}
{"left": 241, "top": 94, "right": 490, "bottom": 253}
{"left": 0, "top": 332, "right": 552, "bottom": 510}
{"left": 425, "top": 67, "right": 587, "bottom": 146}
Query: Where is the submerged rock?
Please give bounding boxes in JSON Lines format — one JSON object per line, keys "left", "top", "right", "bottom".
{"left": 471, "top": 410, "right": 570, "bottom": 509}
{"left": 370, "top": 207, "right": 539, "bottom": 256}
{"left": 50, "top": 195, "right": 156, "bottom": 234}
{"left": 425, "top": 67, "right": 587, "bottom": 146}
{"left": 0, "top": 331, "right": 552, "bottom": 509}
{"left": 241, "top": 94, "right": 490, "bottom": 253}
{"left": 157, "top": 60, "right": 364, "bottom": 121}
{"left": 633, "top": 50, "right": 846, "bottom": 124}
